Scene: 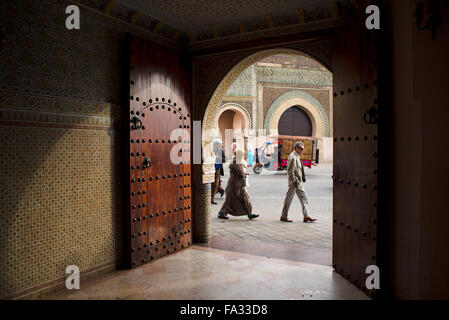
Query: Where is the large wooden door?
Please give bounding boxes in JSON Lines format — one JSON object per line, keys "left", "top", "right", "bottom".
{"left": 332, "top": 3, "right": 379, "bottom": 298}
{"left": 125, "top": 35, "right": 192, "bottom": 268}
{"left": 278, "top": 106, "right": 313, "bottom": 136}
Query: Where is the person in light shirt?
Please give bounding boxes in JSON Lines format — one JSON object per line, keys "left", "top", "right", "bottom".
{"left": 280, "top": 142, "right": 317, "bottom": 223}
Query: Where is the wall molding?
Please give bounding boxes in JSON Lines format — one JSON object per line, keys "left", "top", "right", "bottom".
{"left": 4, "top": 260, "right": 119, "bottom": 300}
{"left": 0, "top": 90, "right": 121, "bottom": 129}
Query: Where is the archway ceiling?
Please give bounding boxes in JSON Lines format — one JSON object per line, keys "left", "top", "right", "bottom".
{"left": 104, "top": 0, "right": 349, "bottom": 47}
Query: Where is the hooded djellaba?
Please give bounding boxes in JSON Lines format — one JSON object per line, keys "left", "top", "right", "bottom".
{"left": 217, "top": 149, "right": 259, "bottom": 220}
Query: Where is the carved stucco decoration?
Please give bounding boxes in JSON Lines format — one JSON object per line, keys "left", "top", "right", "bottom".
{"left": 194, "top": 40, "right": 332, "bottom": 119}
{"left": 215, "top": 102, "right": 252, "bottom": 130}
{"left": 200, "top": 102, "right": 252, "bottom": 179}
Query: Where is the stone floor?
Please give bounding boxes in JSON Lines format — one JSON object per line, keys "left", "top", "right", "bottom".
{"left": 198, "top": 235, "right": 331, "bottom": 266}
{"left": 43, "top": 245, "right": 368, "bottom": 300}
{"left": 41, "top": 162, "right": 357, "bottom": 300}
{"left": 210, "top": 162, "right": 333, "bottom": 251}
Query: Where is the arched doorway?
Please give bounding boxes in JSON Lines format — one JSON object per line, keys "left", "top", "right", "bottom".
{"left": 278, "top": 106, "right": 313, "bottom": 137}
{"left": 218, "top": 109, "right": 248, "bottom": 157}
{"left": 194, "top": 18, "right": 380, "bottom": 298}
{"left": 263, "top": 89, "right": 330, "bottom": 138}
{"left": 199, "top": 50, "right": 334, "bottom": 269}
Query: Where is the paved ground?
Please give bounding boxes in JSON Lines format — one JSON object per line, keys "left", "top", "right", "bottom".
{"left": 210, "top": 162, "right": 333, "bottom": 250}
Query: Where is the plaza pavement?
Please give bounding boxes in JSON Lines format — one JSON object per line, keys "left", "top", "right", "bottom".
{"left": 210, "top": 162, "right": 333, "bottom": 251}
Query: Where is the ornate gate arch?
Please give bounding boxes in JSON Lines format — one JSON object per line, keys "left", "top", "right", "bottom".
{"left": 201, "top": 49, "right": 329, "bottom": 183}
{"left": 215, "top": 102, "right": 252, "bottom": 131}
{"left": 264, "top": 89, "right": 330, "bottom": 137}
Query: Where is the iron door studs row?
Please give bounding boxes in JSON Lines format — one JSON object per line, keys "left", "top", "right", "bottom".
{"left": 333, "top": 81, "right": 378, "bottom": 97}
{"left": 334, "top": 135, "right": 378, "bottom": 142}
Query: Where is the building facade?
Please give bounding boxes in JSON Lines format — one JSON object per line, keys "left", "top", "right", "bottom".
{"left": 215, "top": 54, "right": 333, "bottom": 162}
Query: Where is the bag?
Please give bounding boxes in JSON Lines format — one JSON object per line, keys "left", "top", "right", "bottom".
{"left": 301, "top": 165, "right": 306, "bottom": 182}
{"left": 221, "top": 149, "right": 226, "bottom": 164}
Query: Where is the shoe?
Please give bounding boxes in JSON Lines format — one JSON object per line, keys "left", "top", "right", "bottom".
{"left": 218, "top": 211, "right": 228, "bottom": 219}
{"left": 248, "top": 214, "right": 259, "bottom": 219}
{"left": 280, "top": 217, "right": 293, "bottom": 222}
{"left": 303, "top": 216, "right": 317, "bottom": 222}
{"left": 211, "top": 200, "right": 218, "bottom": 205}
{"left": 219, "top": 189, "right": 224, "bottom": 198}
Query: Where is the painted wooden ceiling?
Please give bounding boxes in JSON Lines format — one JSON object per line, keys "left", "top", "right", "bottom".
{"left": 116, "top": 0, "right": 337, "bottom": 33}
{"left": 84, "top": 0, "right": 353, "bottom": 46}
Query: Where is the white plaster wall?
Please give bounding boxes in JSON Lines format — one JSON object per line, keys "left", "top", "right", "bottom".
{"left": 320, "top": 137, "right": 333, "bottom": 163}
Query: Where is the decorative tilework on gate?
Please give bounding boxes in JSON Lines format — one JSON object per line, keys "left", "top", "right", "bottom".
{"left": 264, "top": 90, "right": 330, "bottom": 137}
{"left": 256, "top": 66, "right": 332, "bottom": 87}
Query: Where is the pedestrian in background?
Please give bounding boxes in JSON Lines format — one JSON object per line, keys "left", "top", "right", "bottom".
{"left": 218, "top": 149, "right": 259, "bottom": 220}
{"left": 211, "top": 139, "right": 225, "bottom": 204}
{"left": 280, "top": 142, "right": 317, "bottom": 223}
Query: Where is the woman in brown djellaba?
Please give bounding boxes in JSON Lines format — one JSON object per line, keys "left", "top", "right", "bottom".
{"left": 217, "top": 149, "right": 259, "bottom": 220}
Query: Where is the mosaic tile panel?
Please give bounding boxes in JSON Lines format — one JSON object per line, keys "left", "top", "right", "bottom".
{"left": 256, "top": 66, "right": 332, "bottom": 87}
{"left": 224, "top": 59, "right": 332, "bottom": 97}
{"left": 0, "top": 0, "right": 169, "bottom": 103}
{"left": 260, "top": 54, "right": 325, "bottom": 69}
{"left": 0, "top": 90, "right": 121, "bottom": 118}
{"left": 0, "top": 125, "right": 123, "bottom": 299}
{"left": 262, "top": 86, "right": 331, "bottom": 121}
{"left": 226, "top": 66, "right": 253, "bottom": 96}
{"left": 0, "top": 0, "right": 170, "bottom": 300}
{"left": 192, "top": 183, "right": 212, "bottom": 243}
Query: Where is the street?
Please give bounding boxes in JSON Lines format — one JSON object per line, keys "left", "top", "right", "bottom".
{"left": 210, "top": 162, "right": 333, "bottom": 250}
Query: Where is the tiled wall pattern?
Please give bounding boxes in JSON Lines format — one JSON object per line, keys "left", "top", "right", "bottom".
{"left": 0, "top": 0, "right": 151, "bottom": 299}
{"left": 259, "top": 54, "right": 325, "bottom": 69}
{"left": 256, "top": 66, "right": 332, "bottom": 87}
{"left": 0, "top": 124, "right": 123, "bottom": 298}
{"left": 226, "top": 66, "right": 253, "bottom": 96}
{"left": 225, "top": 57, "right": 332, "bottom": 97}
{"left": 0, "top": 0, "right": 120, "bottom": 102}
{"left": 0, "top": 0, "right": 163, "bottom": 103}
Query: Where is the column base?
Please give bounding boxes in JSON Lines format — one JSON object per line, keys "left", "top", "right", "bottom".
{"left": 192, "top": 182, "right": 212, "bottom": 243}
